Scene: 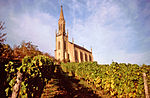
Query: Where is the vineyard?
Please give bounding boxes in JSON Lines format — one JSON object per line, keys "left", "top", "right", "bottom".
{"left": 0, "top": 38, "right": 149, "bottom": 97}
{"left": 61, "top": 62, "right": 150, "bottom": 97}
{"left": 0, "top": 1, "right": 150, "bottom": 97}
{"left": 4, "top": 55, "right": 55, "bottom": 97}
{"left": 1, "top": 55, "right": 150, "bottom": 97}
{"left": 1, "top": 53, "right": 150, "bottom": 97}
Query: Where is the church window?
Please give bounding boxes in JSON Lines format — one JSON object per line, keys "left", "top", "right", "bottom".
{"left": 89, "top": 55, "right": 92, "bottom": 61}
{"left": 68, "top": 54, "right": 70, "bottom": 59}
{"left": 58, "top": 41, "right": 60, "bottom": 50}
{"left": 75, "top": 50, "right": 78, "bottom": 62}
{"left": 64, "top": 41, "right": 66, "bottom": 50}
{"left": 80, "top": 52, "right": 83, "bottom": 62}
{"left": 85, "top": 53, "right": 87, "bottom": 61}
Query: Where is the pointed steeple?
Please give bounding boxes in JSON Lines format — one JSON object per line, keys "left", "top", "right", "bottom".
{"left": 59, "top": 5, "right": 64, "bottom": 20}
{"left": 58, "top": 5, "right": 65, "bottom": 34}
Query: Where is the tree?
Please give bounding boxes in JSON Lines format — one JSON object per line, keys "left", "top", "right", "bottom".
{"left": 0, "top": 21, "right": 13, "bottom": 59}
{"left": 43, "top": 52, "right": 55, "bottom": 60}
{"left": 0, "top": 21, "right": 6, "bottom": 43}
{"left": 0, "top": 21, "right": 12, "bottom": 97}
{"left": 0, "top": 44, "right": 13, "bottom": 59}
{"left": 13, "top": 41, "right": 42, "bottom": 60}
{"left": 0, "top": 21, "right": 13, "bottom": 60}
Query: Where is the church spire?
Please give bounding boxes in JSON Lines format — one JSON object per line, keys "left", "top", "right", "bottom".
{"left": 58, "top": 5, "right": 65, "bottom": 34}
{"left": 59, "top": 5, "right": 64, "bottom": 20}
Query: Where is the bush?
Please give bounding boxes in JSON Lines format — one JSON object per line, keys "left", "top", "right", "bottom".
{"left": 5, "top": 55, "right": 55, "bottom": 97}
{"left": 61, "top": 62, "right": 149, "bottom": 97}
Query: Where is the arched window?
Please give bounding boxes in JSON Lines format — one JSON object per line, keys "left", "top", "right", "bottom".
{"left": 89, "top": 55, "right": 92, "bottom": 61}
{"left": 75, "top": 50, "right": 78, "bottom": 62}
{"left": 58, "top": 41, "right": 60, "bottom": 50}
{"left": 64, "top": 41, "right": 66, "bottom": 50}
{"left": 59, "top": 24, "right": 61, "bottom": 31}
{"left": 63, "top": 24, "right": 65, "bottom": 32}
{"left": 80, "top": 52, "right": 83, "bottom": 62}
{"left": 68, "top": 54, "right": 70, "bottom": 60}
{"left": 85, "top": 53, "right": 87, "bottom": 61}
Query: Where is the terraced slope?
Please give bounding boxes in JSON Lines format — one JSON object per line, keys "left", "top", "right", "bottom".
{"left": 41, "top": 65, "right": 102, "bottom": 98}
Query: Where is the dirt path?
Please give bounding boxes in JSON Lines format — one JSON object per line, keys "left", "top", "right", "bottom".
{"left": 41, "top": 65, "right": 101, "bottom": 98}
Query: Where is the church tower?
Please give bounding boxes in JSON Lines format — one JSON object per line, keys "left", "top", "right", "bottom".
{"left": 55, "top": 5, "right": 69, "bottom": 62}
{"left": 55, "top": 5, "right": 93, "bottom": 63}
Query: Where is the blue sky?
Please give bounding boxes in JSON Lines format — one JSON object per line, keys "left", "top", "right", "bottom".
{"left": 0, "top": 0, "right": 150, "bottom": 65}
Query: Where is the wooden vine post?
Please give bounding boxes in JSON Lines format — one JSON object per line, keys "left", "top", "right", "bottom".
{"left": 143, "top": 73, "right": 149, "bottom": 98}
{"left": 11, "top": 71, "right": 23, "bottom": 98}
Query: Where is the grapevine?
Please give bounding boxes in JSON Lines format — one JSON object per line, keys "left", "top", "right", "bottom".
{"left": 61, "top": 62, "right": 149, "bottom": 97}
{"left": 5, "top": 55, "right": 54, "bottom": 97}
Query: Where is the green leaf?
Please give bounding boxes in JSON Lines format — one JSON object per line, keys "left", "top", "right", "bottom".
{"left": 10, "top": 68, "right": 15, "bottom": 73}
{"left": 5, "top": 68, "right": 8, "bottom": 72}
{"left": 9, "top": 78, "right": 15, "bottom": 87}
{"left": 5, "top": 87, "right": 9, "bottom": 96}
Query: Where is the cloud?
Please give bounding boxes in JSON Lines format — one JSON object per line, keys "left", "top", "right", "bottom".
{"left": 0, "top": 0, "right": 59, "bottom": 55}
{"left": 67, "top": 0, "right": 150, "bottom": 65}
{"left": 1, "top": 0, "right": 150, "bottom": 64}
{"left": 6, "top": 9, "right": 57, "bottom": 55}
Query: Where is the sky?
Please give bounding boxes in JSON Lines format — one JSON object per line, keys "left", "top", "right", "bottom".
{"left": 0, "top": 0, "right": 150, "bottom": 65}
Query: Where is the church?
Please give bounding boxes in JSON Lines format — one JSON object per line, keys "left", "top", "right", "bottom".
{"left": 55, "top": 6, "right": 93, "bottom": 63}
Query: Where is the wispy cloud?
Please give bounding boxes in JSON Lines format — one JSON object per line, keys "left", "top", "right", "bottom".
{"left": 66, "top": 0, "right": 150, "bottom": 64}
{"left": 0, "top": 0, "right": 150, "bottom": 64}
{"left": 0, "top": 0, "right": 58, "bottom": 55}
{"left": 7, "top": 10, "right": 57, "bottom": 54}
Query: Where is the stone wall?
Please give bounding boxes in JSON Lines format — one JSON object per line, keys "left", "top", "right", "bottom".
{"left": 67, "top": 42, "right": 75, "bottom": 62}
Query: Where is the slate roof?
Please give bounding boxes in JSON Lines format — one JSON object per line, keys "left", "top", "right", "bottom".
{"left": 69, "top": 42, "right": 91, "bottom": 53}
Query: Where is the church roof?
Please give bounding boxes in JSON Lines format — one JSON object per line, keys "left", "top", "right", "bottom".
{"left": 59, "top": 5, "right": 64, "bottom": 20}
{"left": 70, "top": 42, "right": 92, "bottom": 53}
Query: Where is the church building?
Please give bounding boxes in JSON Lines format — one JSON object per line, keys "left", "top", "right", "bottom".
{"left": 55, "top": 6, "right": 93, "bottom": 62}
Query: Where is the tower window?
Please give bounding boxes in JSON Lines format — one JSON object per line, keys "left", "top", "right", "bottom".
{"left": 64, "top": 41, "right": 66, "bottom": 50}
{"left": 58, "top": 41, "right": 60, "bottom": 50}
{"left": 60, "top": 24, "right": 62, "bottom": 31}
{"left": 59, "top": 25, "right": 60, "bottom": 30}
{"left": 63, "top": 24, "right": 65, "bottom": 32}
